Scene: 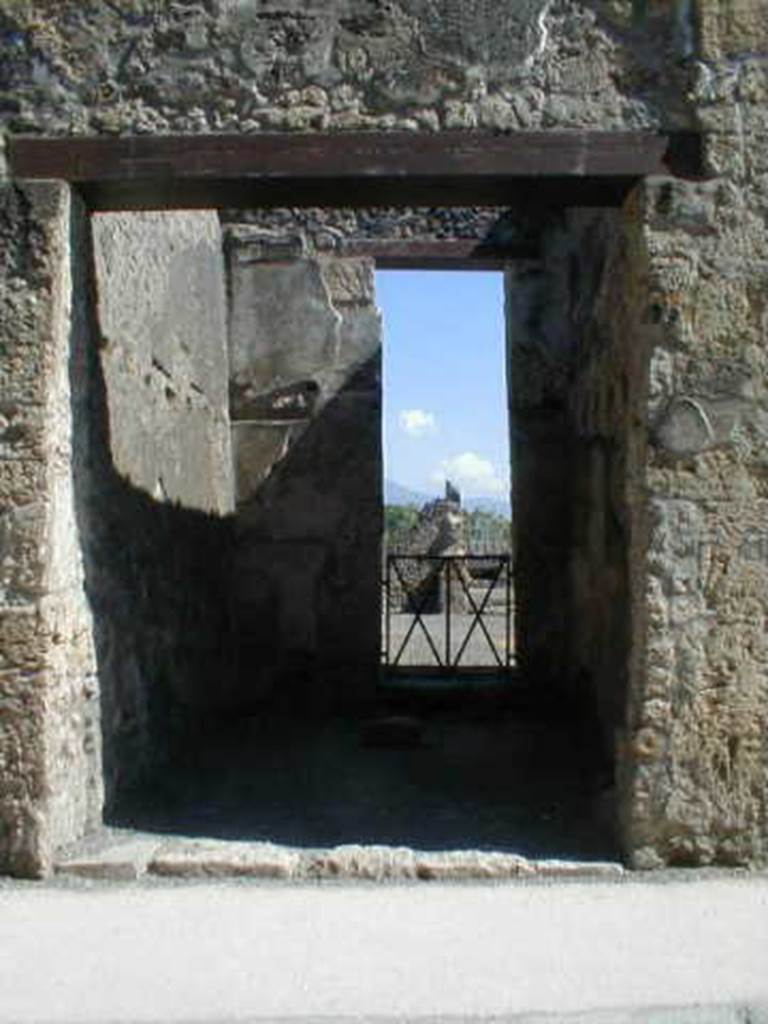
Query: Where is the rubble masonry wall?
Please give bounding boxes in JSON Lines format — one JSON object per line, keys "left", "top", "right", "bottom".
{"left": 0, "top": 182, "right": 100, "bottom": 876}
{"left": 0, "top": 0, "right": 767, "bottom": 869}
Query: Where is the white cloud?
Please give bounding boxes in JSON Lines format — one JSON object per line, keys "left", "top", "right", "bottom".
{"left": 399, "top": 409, "right": 437, "bottom": 437}
{"left": 432, "top": 451, "right": 508, "bottom": 496}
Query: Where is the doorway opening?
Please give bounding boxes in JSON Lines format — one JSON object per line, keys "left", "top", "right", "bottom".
{"left": 65, "top": 203, "right": 625, "bottom": 874}
{"left": 378, "top": 270, "right": 513, "bottom": 681}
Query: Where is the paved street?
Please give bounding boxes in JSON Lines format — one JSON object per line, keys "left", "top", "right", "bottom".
{"left": 387, "top": 610, "right": 513, "bottom": 669}
{"left": 385, "top": 576, "right": 513, "bottom": 670}
{"left": 1, "top": 873, "right": 767, "bottom": 1022}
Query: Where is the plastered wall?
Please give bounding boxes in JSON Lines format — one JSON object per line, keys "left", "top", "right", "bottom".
{"left": 83, "top": 212, "right": 235, "bottom": 813}
{"left": 226, "top": 227, "right": 382, "bottom": 710}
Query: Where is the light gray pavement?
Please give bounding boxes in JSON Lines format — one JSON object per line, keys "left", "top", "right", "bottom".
{"left": 1, "top": 874, "right": 767, "bottom": 1023}
{"left": 387, "top": 611, "right": 512, "bottom": 668}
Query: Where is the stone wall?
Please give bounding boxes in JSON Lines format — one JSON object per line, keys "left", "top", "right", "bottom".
{"left": 220, "top": 206, "right": 534, "bottom": 252}
{"left": 508, "top": 122, "right": 768, "bottom": 869}
{"left": 0, "top": 182, "right": 100, "bottom": 877}
{"left": 620, "top": 182, "right": 768, "bottom": 867}
{"left": 565, "top": 209, "right": 645, "bottom": 765}
{"left": 226, "top": 228, "right": 381, "bottom": 710}
{"left": 2, "top": 0, "right": 768, "bottom": 872}
{"left": 612, "top": 3, "right": 768, "bottom": 869}
{"left": 92, "top": 213, "right": 234, "bottom": 516}
{"left": 506, "top": 208, "right": 631, "bottom": 726}
{"left": 0, "top": 2, "right": 695, "bottom": 138}
{"left": 78, "top": 212, "right": 235, "bottom": 812}
{"left": 388, "top": 493, "right": 470, "bottom": 616}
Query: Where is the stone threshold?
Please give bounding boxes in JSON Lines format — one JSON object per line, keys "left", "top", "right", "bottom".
{"left": 55, "top": 831, "right": 624, "bottom": 882}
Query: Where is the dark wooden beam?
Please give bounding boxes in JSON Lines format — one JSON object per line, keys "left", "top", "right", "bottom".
{"left": 345, "top": 239, "right": 535, "bottom": 269}
{"left": 79, "top": 176, "right": 638, "bottom": 210}
{"left": 7, "top": 131, "right": 704, "bottom": 212}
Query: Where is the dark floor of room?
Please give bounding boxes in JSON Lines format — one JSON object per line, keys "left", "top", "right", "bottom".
{"left": 109, "top": 679, "right": 618, "bottom": 862}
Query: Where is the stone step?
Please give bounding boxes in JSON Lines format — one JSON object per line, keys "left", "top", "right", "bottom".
{"left": 56, "top": 831, "right": 624, "bottom": 883}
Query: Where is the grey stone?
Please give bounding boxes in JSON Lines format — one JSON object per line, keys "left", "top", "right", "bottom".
{"left": 654, "top": 397, "right": 717, "bottom": 455}
{"left": 0, "top": 183, "right": 101, "bottom": 878}
{"left": 0, "top": 0, "right": 692, "bottom": 140}
{"left": 226, "top": 238, "right": 381, "bottom": 708}
{"left": 73, "top": 211, "right": 239, "bottom": 819}
{"left": 534, "top": 859, "right": 625, "bottom": 879}
{"left": 229, "top": 228, "right": 308, "bottom": 264}
{"left": 228, "top": 256, "right": 342, "bottom": 405}
{"left": 390, "top": 495, "right": 471, "bottom": 614}
{"left": 3, "top": 0, "right": 768, "bottom": 880}
{"left": 56, "top": 837, "right": 159, "bottom": 881}
{"left": 412, "top": 849, "right": 535, "bottom": 881}
{"left": 149, "top": 840, "right": 301, "bottom": 879}
{"left": 320, "top": 256, "right": 375, "bottom": 305}
{"left": 231, "top": 421, "right": 295, "bottom": 505}
{"left": 51, "top": 830, "right": 625, "bottom": 883}
{"left": 230, "top": 379, "right": 320, "bottom": 422}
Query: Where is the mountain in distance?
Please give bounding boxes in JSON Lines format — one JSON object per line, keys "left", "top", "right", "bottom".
{"left": 385, "top": 480, "right": 433, "bottom": 507}
{"left": 465, "top": 495, "right": 512, "bottom": 518}
{"left": 384, "top": 479, "right": 511, "bottom": 518}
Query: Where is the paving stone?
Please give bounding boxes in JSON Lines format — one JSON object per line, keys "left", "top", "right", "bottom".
{"left": 534, "top": 859, "right": 625, "bottom": 879}
{"left": 56, "top": 838, "right": 161, "bottom": 881}
{"left": 58, "top": 831, "right": 625, "bottom": 883}
{"left": 413, "top": 849, "right": 537, "bottom": 881}
{"left": 307, "top": 844, "right": 421, "bottom": 881}
{"left": 148, "top": 840, "right": 302, "bottom": 879}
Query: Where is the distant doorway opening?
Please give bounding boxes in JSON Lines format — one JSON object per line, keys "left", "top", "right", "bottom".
{"left": 378, "top": 270, "right": 513, "bottom": 680}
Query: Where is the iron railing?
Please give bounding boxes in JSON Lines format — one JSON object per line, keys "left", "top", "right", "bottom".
{"left": 383, "top": 553, "right": 512, "bottom": 674}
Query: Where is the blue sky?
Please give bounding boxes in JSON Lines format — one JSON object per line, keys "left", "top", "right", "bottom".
{"left": 378, "top": 270, "right": 510, "bottom": 500}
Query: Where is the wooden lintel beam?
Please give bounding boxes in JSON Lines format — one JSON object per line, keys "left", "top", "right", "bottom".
{"left": 7, "top": 131, "right": 705, "bottom": 212}
{"left": 345, "top": 239, "right": 535, "bottom": 269}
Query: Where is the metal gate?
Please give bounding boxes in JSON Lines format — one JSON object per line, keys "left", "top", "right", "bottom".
{"left": 383, "top": 553, "right": 512, "bottom": 674}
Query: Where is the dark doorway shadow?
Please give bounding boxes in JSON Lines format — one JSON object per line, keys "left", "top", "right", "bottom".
{"left": 109, "top": 687, "right": 618, "bottom": 861}
{"left": 70, "top": 212, "right": 616, "bottom": 864}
